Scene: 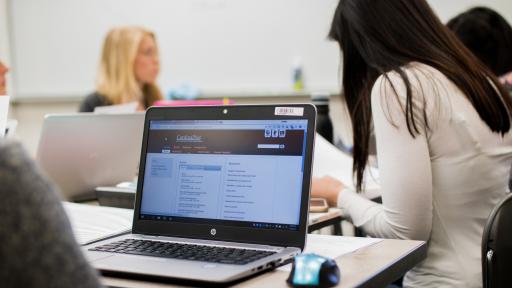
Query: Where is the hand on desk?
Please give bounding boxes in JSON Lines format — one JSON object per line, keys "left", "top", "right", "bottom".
{"left": 311, "top": 176, "right": 346, "bottom": 207}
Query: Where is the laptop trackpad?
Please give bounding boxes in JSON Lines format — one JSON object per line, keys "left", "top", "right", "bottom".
{"left": 85, "top": 251, "right": 115, "bottom": 263}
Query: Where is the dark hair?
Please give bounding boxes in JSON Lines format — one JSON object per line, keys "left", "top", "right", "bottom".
{"left": 329, "top": 0, "right": 512, "bottom": 192}
{"left": 447, "top": 7, "right": 512, "bottom": 76}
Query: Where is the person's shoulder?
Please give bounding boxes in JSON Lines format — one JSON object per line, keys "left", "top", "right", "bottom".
{"left": 84, "top": 91, "right": 108, "bottom": 103}
{"left": 371, "top": 62, "right": 448, "bottom": 99}
{"left": 79, "top": 91, "right": 110, "bottom": 112}
{"left": 0, "top": 140, "right": 32, "bottom": 172}
{"left": 371, "top": 62, "right": 448, "bottom": 130}
{"left": 375, "top": 62, "right": 443, "bottom": 86}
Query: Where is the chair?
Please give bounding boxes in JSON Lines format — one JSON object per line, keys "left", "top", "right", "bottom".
{"left": 482, "top": 193, "right": 512, "bottom": 288}
{"left": 313, "top": 98, "right": 333, "bottom": 143}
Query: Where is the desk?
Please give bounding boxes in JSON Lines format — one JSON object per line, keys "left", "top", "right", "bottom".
{"left": 308, "top": 208, "right": 343, "bottom": 235}
{"left": 65, "top": 203, "right": 426, "bottom": 287}
{"left": 100, "top": 238, "right": 426, "bottom": 288}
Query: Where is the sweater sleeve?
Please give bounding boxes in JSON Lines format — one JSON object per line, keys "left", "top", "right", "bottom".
{"left": 0, "top": 140, "right": 103, "bottom": 288}
{"left": 338, "top": 68, "right": 434, "bottom": 241}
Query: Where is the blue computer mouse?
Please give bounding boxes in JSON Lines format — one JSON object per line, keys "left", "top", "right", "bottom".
{"left": 286, "top": 253, "right": 340, "bottom": 287}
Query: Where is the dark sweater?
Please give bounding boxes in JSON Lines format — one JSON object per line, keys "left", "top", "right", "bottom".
{"left": 0, "top": 141, "right": 102, "bottom": 288}
{"left": 79, "top": 92, "right": 111, "bottom": 112}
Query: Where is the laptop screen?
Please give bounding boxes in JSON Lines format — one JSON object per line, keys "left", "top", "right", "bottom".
{"left": 139, "top": 119, "right": 308, "bottom": 231}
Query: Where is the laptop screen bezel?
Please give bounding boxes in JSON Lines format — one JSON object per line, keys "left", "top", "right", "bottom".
{"left": 132, "top": 104, "right": 316, "bottom": 250}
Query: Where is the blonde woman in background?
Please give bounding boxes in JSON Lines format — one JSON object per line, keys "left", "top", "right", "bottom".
{"left": 79, "top": 26, "right": 163, "bottom": 112}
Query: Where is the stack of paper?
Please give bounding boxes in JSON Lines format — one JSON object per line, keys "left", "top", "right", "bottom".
{"left": 278, "top": 234, "right": 382, "bottom": 271}
{"left": 313, "top": 134, "right": 380, "bottom": 198}
{"left": 63, "top": 202, "right": 133, "bottom": 245}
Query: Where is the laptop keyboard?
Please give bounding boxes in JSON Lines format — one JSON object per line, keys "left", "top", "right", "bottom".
{"left": 89, "top": 239, "right": 276, "bottom": 265}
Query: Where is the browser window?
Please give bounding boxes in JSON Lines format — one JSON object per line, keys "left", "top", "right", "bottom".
{"left": 139, "top": 119, "right": 308, "bottom": 231}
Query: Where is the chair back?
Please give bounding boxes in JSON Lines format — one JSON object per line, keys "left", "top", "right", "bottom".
{"left": 482, "top": 193, "right": 512, "bottom": 288}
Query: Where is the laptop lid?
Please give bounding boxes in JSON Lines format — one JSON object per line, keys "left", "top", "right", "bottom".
{"left": 132, "top": 105, "right": 316, "bottom": 250}
{"left": 36, "top": 113, "right": 145, "bottom": 200}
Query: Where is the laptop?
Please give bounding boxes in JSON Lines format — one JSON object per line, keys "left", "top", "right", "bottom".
{"left": 84, "top": 104, "right": 316, "bottom": 284}
{"left": 36, "top": 113, "right": 145, "bottom": 201}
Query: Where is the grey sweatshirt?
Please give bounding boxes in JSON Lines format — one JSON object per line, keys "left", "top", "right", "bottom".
{"left": 0, "top": 140, "right": 102, "bottom": 288}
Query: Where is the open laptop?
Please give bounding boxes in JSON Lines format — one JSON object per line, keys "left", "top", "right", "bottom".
{"left": 36, "top": 113, "right": 145, "bottom": 201}
{"left": 84, "top": 104, "right": 316, "bottom": 284}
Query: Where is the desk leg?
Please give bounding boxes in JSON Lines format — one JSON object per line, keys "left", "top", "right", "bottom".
{"left": 334, "top": 222, "right": 343, "bottom": 236}
{"left": 355, "top": 227, "right": 365, "bottom": 237}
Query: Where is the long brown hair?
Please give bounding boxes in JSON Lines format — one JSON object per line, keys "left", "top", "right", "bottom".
{"left": 329, "top": 0, "right": 512, "bottom": 192}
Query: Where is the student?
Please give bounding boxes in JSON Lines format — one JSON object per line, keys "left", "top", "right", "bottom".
{"left": 447, "top": 7, "right": 512, "bottom": 95}
{"left": 0, "top": 60, "right": 8, "bottom": 95}
{"left": 312, "top": 0, "right": 512, "bottom": 287}
{"left": 0, "top": 58, "right": 100, "bottom": 286}
{"left": 79, "top": 26, "right": 163, "bottom": 112}
{"left": 0, "top": 139, "right": 102, "bottom": 288}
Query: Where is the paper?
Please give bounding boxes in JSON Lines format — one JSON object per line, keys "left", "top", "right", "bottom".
{"left": 313, "top": 134, "right": 380, "bottom": 198}
{"left": 63, "top": 202, "right": 133, "bottom": 245}
{"left": 94, "top": 101, "right": 138, "bottom": 114}
{"left": 278, "top": 234, "right": 382, "bottom": 272}
{"left": 0, "top": 95, "right": 9, "bottom": 137}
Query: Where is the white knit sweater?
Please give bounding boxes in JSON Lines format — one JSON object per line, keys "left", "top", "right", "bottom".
{"left": 338, "top": 63, "right": 512, "bottom": 287}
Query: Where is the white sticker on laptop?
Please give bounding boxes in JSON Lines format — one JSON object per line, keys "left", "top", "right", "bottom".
{"left": 275, "top": 107, "right": 304, "bottom": 116}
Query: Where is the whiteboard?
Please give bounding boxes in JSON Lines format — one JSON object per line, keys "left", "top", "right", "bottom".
{"left": 8, "top": 0, "right": 512, "bottom": 99}
{"left": 9, "top": 0, "right": 341, "bottom": 99}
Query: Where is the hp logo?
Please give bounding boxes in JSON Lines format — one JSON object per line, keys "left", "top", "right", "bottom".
{"left": 210, "top": 228, "right": 217, "bottom": 236}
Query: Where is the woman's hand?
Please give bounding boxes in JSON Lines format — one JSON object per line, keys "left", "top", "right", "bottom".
{"left": 311, "top": 176, "right": 346, "bottom": 207}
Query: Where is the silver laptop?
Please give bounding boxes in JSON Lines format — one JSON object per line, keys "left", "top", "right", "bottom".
{"left": 36, "top": 113, "right": 145, "bottom": 201}
{"left": 84, "top": 105, "right": 316, "bottom": 284}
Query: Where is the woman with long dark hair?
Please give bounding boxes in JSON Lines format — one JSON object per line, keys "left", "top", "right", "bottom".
{"left": 312, "top": 0, "right": 512, "bottom": 286}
